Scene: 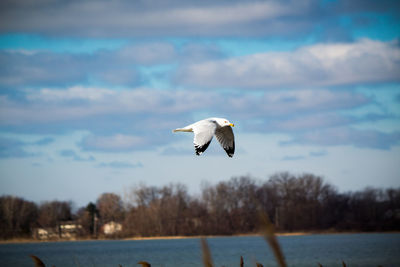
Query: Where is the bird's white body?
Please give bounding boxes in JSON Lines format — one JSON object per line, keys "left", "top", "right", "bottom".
{"left": 173, "top": 118, "right": 235, "bottom": 157}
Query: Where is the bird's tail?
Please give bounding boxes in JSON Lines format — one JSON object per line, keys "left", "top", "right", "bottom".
{"left": 172, "top": 128, "right": 192, "bottom": 133}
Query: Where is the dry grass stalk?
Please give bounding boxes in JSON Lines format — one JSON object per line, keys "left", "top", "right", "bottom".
{"left": 259, "top": 212, "right": 287, "bottom": 267}
{"left": 137, "top": 261, "right": 151, "bottom": 267}
{"left": 200, "top": 238, "right": 214, "bottom": 267}
{"left": 30, "top": 255, "right": 46, "bottom": 267}
{"left": 240, "top": 256, "right": 244, "bottom": 267}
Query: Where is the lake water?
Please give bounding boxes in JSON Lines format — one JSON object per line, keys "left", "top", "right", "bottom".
{"left": 0, "top": 233, "right": 399, "bottom": 267}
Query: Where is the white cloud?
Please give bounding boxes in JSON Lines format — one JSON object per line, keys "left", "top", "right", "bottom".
{"left": 0, "top": 86, "right": 217, "bottom": 125}
{"left": 177, "top": 39, "right": 400, "bottom": 88}
{"left": 142, "top": 2, "right": 295, "bottom": 27}
{"left": 81, "top": 134, "right": 147, "bottom": 152}
{"left": 282, "top": 127, "right": 400, "bottom": 149}
{"left": 0, "top": 42, "right": 177, "bottom": 88}
{"left": 260, "top": 89, "right": 368, "bottom": 115}
{"left": 116, "top": 43, "right": 176, "bottom": 65}
{"left": 221, "top": 89, "right": 369, "bottom": 120}
{"left": 0, "top": 86, "right": 369, "bottom": 126}
{"left": 97, "top": 161, "right": 143, "bottom": 168}
{"left": 28, "top": 86, "right": 114, "bottom": 102}
{"left": 59, "top": 149, "right": 95, "bottom": 161}
{"left": 0, "top": 0, "right": 315, "bottom": 37}
{"left": 267, "top": 113, "right": 353, "bottom": 131}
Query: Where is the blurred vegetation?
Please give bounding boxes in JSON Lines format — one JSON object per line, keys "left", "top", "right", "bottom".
{"left": 1, "top": 172, "right": 400, "bottom": 240}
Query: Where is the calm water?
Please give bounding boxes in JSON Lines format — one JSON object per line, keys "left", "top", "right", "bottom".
{"left": 0, "top": 233, "right": 399, "bottom": 267}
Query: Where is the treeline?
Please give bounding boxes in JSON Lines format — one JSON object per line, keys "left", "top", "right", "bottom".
{"left": 1, "top": 172, "right": 400, "bottom": 239}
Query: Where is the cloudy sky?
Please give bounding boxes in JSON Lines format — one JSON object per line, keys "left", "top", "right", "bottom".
{"left": 1, "top": 0, "right": 399, "bottom": 206}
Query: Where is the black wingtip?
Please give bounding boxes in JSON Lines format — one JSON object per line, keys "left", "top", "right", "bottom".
{"left": 224, "top": 140, "right": 235, "bottom": 158}
{"left": 225, "top": 147, "right": 234, "bottom": 157}
{"left": 194, "top": 140, "right": 211, "bottom": 156}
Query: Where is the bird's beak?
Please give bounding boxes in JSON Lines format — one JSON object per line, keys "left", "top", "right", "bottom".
{"left": 230, "top": 123, "right": 235, "bottom": 127}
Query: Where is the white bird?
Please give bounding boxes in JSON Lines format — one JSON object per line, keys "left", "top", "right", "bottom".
{"left": 173, "top": 118, "right": 235, "bottom": 157}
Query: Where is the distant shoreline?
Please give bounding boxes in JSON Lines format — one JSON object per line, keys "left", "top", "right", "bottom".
{"left": 1, "top": 231, "right": 398, "bottom": 244}
{"left": 125, "top": 232, "right": 311, "bottom": 241}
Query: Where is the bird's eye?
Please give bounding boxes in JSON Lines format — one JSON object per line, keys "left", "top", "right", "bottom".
{"left": 224, "top": 121, "right": 227, "bottom": 123}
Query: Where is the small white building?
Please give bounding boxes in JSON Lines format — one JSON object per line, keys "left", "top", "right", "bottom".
{"left": 34, "top": 227, "right": 58, "bottom": 240}
{"left": 102, "top": 221, "right": 123, "bottom": 235}
{"left": 33, "top": 221, "right": 82, "bottom": 240}
{"left": 59, "top": 221, "right": 82, "bottom": 238}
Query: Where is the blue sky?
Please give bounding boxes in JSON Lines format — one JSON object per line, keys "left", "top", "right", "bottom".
{"left": 0, "top": 0, "right": 399, "bottom": 207}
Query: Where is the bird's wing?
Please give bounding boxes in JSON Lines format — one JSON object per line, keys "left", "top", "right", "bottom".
{"left": 193, "top": 120, "right": 217, "bottom": 155}
{"left": 215, "top": 126, "right": 235, "bottom": 157}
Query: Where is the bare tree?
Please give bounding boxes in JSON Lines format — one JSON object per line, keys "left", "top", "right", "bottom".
{"left": 97, "top": 193, "right": 124, "bottom": 224}
{"left": 0, "top": 196, "right": 38, "bottom": 238}
{"left": 37, "top": 200, "right": 72, "bottom": 227}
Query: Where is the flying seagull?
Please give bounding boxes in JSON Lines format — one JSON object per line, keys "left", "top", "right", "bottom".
{"left": 173, "top": 118, "right": 235, "bottom": 157}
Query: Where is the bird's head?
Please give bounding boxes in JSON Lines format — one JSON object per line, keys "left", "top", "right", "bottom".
{"left": 219, "top": 118, "right": 234, "bottom": 127}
